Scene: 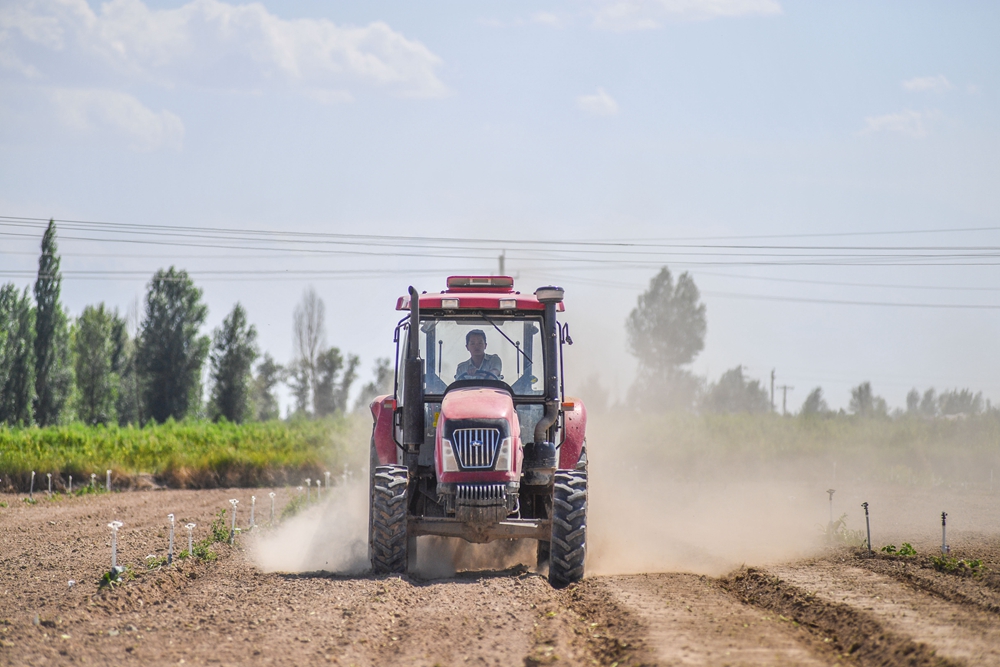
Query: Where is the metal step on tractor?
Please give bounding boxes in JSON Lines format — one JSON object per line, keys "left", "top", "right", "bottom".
{"left": 367, "top": 276, "right": 588, "bottom": 587}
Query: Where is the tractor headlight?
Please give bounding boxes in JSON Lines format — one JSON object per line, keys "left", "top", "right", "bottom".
{"left": 441, "top": 439, "right": 459, "bottom": 472}
{"left": 494, "top": 437, "right": 513, "bottom": 471}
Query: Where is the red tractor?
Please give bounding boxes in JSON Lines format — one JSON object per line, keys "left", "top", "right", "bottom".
{"left": 368, "top": 276, "right": 588, "bottom": 587}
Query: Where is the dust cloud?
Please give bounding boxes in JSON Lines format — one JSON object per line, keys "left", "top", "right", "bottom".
{"left": 252, "top": 413, "right": 1000, "bottom": 579}
{"left": 250, "top": 475, "right": 537, "bottom": 577}
{"left": 251, "top": 480, "right": 369, "bottom": 574}
{"left": 413, "top": 536, "right": 538, "bottom": 579}
{"left": 583, "top": 411, "right": 1000, "bottom": 577}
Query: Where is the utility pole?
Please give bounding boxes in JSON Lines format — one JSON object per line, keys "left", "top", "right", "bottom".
{"left": 777, "top": 384, "right": 794, "bottom": 415}
{"left": 770, "top": 369, "right": 775, "bottom": 412}
{"left": 498, "top": 251, "right": 505, "bottom": 276}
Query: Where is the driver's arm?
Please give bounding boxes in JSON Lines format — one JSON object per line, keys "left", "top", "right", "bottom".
{"left": 485, "top": 354, "right": 503, "bottom": 378}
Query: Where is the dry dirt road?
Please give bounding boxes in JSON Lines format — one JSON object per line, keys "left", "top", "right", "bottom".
{"left": 2, "top": 489, "right": 1000, "bottom": 667}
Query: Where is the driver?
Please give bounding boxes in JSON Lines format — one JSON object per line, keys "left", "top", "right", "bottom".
{"left": 455, "top": 329, "right": 502, "bottom": 380}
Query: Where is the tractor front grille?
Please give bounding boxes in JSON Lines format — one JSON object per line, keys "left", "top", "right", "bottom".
{"left": 451, "top": 427, "right": 501, "bottom": 469}
{"left": 456, "top": 483, "right": 507, "bottom": 505}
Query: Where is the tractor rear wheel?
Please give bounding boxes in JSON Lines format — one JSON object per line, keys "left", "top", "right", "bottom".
{"left": 548, "top": 470, "right": 587, "bottom": 588}
{"left": 371, "top": 465, "right": 409, "bottom": 574}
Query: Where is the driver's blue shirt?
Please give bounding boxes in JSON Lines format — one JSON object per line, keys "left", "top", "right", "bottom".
{"left": 455, "top": 354, "right": 502, "bottom": 380}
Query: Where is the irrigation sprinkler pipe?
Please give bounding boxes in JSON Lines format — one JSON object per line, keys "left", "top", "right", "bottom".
{"left": 47, "top": 473, "right": 52, "bottom": 496}
{"left": 106, "top": 470, "right": 111, "bottom": 492}
{"left": 108, "top": 521, "right": 123, "bottom": 569}
{"left": 250, "top": 496, "right": 256, "bottom": 529}
{"left": 941, "top": 511, "right": 949, "bottom": 554}
{"left": 167, "top": 514, "right": 175, "bottom": 565}
{"left": 185, "top": 523, "right": 196, "bottom": 557}
{"left": 68, "top": 475, "right": 72, "bottom": 493}
{"left": 29, "top": 471, "right": 35, "bottom": 501}
{"left": 269, "top": 492, "right": 276, "bottom": 524}
{"left": 862, "top": 502, "right": 872, "bottom": 557}
{"left": 305, "top": 479, "right": 311, "bottom": 502}
{"left": 90, "top": 473, "right": 96, "bottom": 489}
{"left": 229, "top": 499, "right": 239, "bottom": 544}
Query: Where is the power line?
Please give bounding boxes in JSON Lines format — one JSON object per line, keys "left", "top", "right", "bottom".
{"left": 4, "top": 213, "right": 1000, "bottom": 243}
{"left": 700, "top": 290, "right": 1000, "bottom": 310}
{"left": 3, "top": 215, "right": 1000, "bottom": 253}
{"left": 4, "top": 229, "right": 1000, "bottom": 267}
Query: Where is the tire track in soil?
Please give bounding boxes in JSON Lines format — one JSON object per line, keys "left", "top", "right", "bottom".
{"left": 723, "top": 566, "right": 957, "bottom": 667}
{"left": 768, "top": 561, "right": 1000, "bottom": 666}
{"left": 368, "top": 570, "right": 559, "bottom": 666}
{"left": 849, "top": 543, "right": 1000, "bottom": 618}
{"left": 597, "top": 573, "right": 830, "bottom": 666}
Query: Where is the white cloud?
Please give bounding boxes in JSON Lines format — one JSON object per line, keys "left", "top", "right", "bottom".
{"left": 902, "top": 75, "right": 952, "bottom": 94}
{"left": 577, "top": 88, "right": 619, "bottom": 116}
{"left": 50, "top": 88, "right": 184, "bottom": 151}
{"left": 593, "top": 0, "right": 781, "bottom": 31}
{"left": 531, "top": 12, "right": 564, "bottom": 28}
{"left": 862, "top": 110, "right": 938, "bottom": 139}
{"left": 0, "top": 0, "right": 447, "bottom": 98}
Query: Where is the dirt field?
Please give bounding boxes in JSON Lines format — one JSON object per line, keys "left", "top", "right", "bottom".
{"left": 2, "top": 488, "right": 1000, "bottom": 667}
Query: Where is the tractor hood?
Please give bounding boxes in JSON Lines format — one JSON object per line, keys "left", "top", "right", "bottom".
{"left": 436, "top": 386, "right": 521, "bottom": 484}
{"left": 439, "top": 386, "right": 516, "bottom": 423}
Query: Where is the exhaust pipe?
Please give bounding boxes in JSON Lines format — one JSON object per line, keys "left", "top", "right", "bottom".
{"left": 402, "top": 286, "right": 425, "bottom": 472}
{"left": 525, "top": 286, "right": 563, "bottom": 483}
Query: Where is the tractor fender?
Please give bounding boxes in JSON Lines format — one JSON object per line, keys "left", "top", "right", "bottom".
{"left": 558, "top": 397, "right": 587, "bottom": 469}
{"left": 370, "top": 395, "right": 398, "bottom": 465}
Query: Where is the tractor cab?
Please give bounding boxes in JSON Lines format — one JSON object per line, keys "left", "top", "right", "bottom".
{"left": 368, "top": 276, "right": 588, "bottom": 587}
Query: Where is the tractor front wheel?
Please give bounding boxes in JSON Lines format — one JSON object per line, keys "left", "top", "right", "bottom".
{"left": 371, "top": 465, "right": 409, "bottom": 574}
{"left": 548, "top": 470, "right": 587, "bottom": 588}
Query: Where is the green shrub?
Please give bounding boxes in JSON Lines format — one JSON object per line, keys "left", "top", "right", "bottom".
{"left": 0, "top": 415, "right": 367, "bottom": 489}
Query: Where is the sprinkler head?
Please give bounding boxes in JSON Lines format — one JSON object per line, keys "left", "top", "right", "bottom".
{"left": 269, "top": 492, "right": 276, "bottom": 499}
{"left": 167, "top": 514, "right": 175, "bottom": 564}
{"left": 90, "top": 473, "right": 96, "bottom": 487}
{"left": 185, "top": 523, "right": 196, "bottom": 557}
{"left": 68, "top": 580, "right": 75, "bottom": 588}
{"left": 229, "top": 499, "right": 239, "bottom": 543}
{"left": 325, "top": 471, "right": 331, "bottom": 487}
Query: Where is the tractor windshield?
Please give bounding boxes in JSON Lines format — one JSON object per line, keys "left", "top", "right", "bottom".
{"left": 417, "top": 316, "right": 544, "bottom": 397}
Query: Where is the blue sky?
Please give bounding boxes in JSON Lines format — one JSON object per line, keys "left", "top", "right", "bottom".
{"left": 1, "top": 0, "right": 998, "bottom": 412}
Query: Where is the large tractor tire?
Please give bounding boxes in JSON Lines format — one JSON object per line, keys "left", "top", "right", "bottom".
{"left": 367, "top": 439, "right": 378, "bottom": 563}
{"left": 548, "top": 470, "right": 587, "bottom": 588}
{"left": 370, "top": 465, "right": 409, "bottom": 574}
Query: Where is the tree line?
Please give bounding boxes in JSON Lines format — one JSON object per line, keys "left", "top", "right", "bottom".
{"left": 580, "top": 265, "right": 996, "bottom": 418}
{"left": 0, "top": 221, "right": 389, "bottom": 428}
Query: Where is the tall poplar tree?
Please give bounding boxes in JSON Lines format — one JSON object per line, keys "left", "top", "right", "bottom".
{"left": 208, "top": 303, "right": 258, "bottom": 423}
{"left": 136, "top": 267, "right": 210, "bottom": 423}
{"left": 33, "top": 220, "right": 72, "bottom": 426}
{"left": 625, "top": 267, "right": 706, "bottom": 411}
{"left": 0, "top": 284, "right": 35, "bottom": 426}
{"left": 73, "top": 303, "right": 118, "bottom": 425}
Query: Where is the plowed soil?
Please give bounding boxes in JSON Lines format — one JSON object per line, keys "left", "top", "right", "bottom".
{"left": 3, "top": 489, "right": 1000, "bottom": 667}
